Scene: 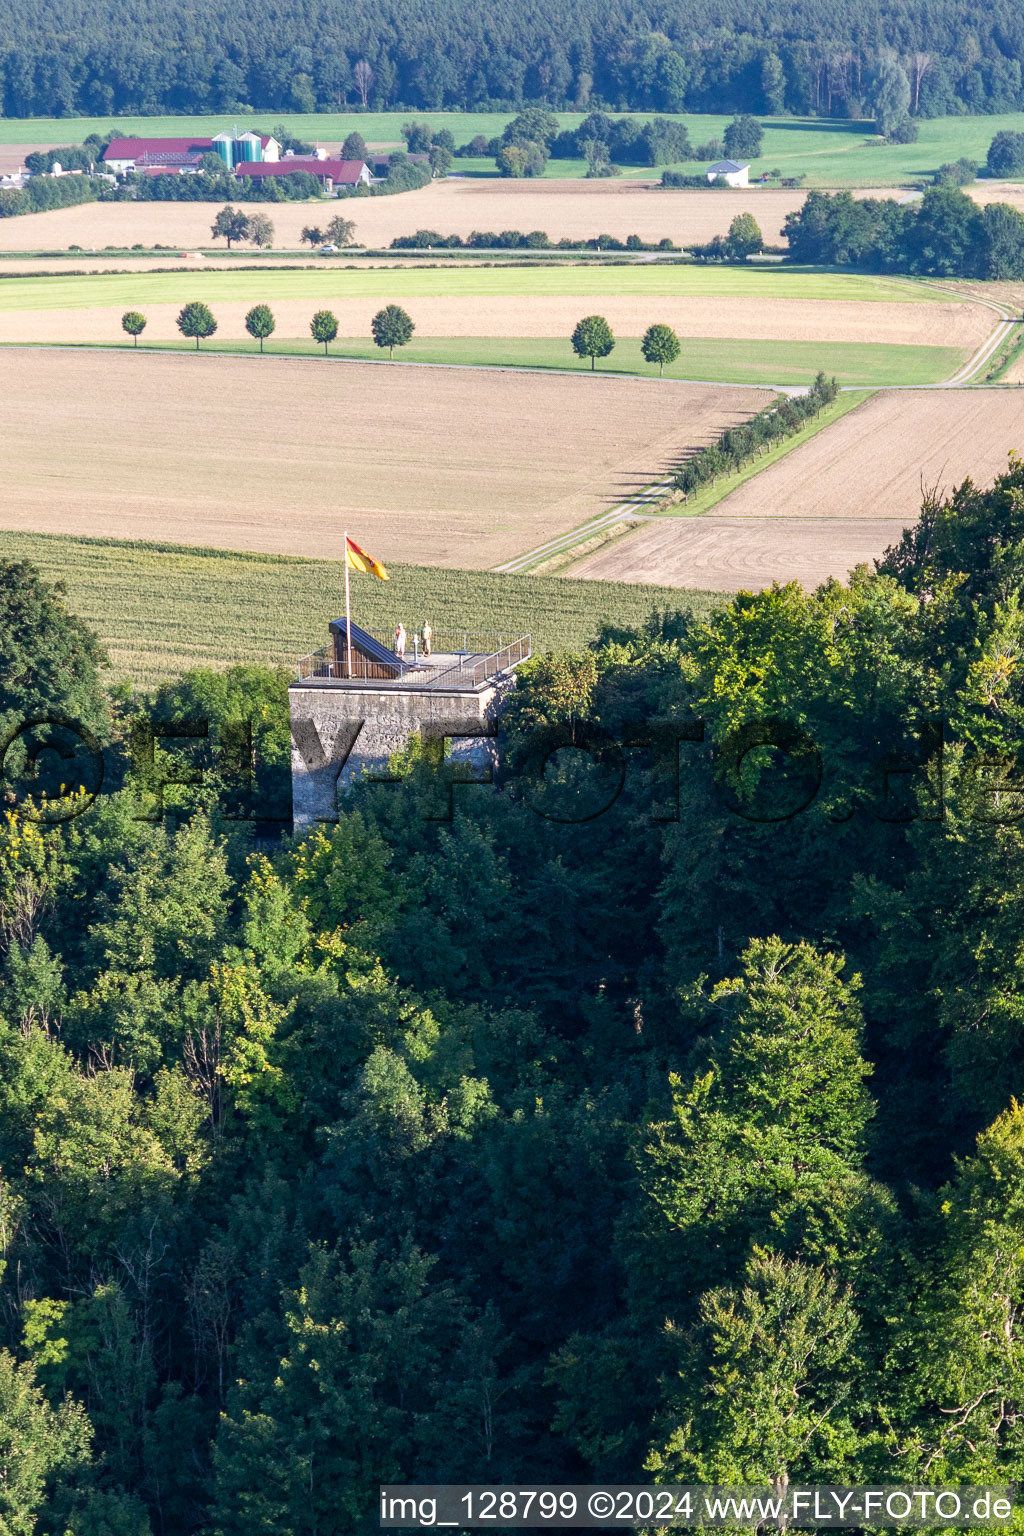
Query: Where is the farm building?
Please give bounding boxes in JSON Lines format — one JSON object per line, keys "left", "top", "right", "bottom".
{"left": 234, "top": 157, "right": 371, "bottom": 192}
{"left": 102, "top": 131, "right": 281, "bottom": 175}
{"left": 706, "top": 159, "right": 750, "bottom": 187}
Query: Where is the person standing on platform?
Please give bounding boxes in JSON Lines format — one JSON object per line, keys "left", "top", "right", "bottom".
{"left": 395, "top": 623, "right": 407, "bottom": 658}
{"left": 422, "top": 621, "right": 432, "bottom": 658}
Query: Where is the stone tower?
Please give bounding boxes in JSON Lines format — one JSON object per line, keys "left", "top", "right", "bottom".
{"left": 289, "top": 619, "right": 530, "bottom": 827}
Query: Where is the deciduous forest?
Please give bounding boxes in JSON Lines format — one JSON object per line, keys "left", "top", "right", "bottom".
{"left": 2, "top": 462, "right": 1024, "bottom": 1531}
{"left": 2, "top": 0, "right": 1024, "bottom": 120}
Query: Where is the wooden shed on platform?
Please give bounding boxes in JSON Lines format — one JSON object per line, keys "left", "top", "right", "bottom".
{"left": 329, "top": 618, "right": 407, "bottom": 680}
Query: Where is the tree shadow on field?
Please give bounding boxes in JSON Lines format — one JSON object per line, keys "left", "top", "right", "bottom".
{"left": 596, "top": 411, "right": 761, "bottom": 507}
{"left": 768, "top": 118, "right": 873, "bottom": 134}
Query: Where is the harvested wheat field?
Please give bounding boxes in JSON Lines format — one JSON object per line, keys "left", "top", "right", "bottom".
{"left": 571, "top": 388, "right": 1024, "bottom": 591}
{"left": 970, "top": 182, "right": 1024, "bottom": 218}
{"left": 0, "top": 348, "right": 770, "bottom": 567}
{"left": 0, "top": 144, "right": 57, "bottom": 174}
{"left": 0, "top": 294, "right": 986, "bottom": 350}
{"left": 694, "top": 390, "right": 1024, "bottom": 521}
{"left": 0, "top": 180, "right": 905, "bottom": 253}
{"left": 571, "top": 516, "right": 911, "bottom": 590}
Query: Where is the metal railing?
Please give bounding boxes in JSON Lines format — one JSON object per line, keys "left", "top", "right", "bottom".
{"left": 350, "top": 627, "right": 516, "bottom": 658}
{"left": 295, "top": 645, "right": 373, "bottom": 681}
{"left": 295, "top": 633, "right": 531, "bottom": 689}
{"left": 421, "top": 634, "right": 532, "bottom": 689}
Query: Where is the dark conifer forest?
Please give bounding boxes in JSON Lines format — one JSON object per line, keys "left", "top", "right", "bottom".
{"left": 3, "top": 463, "right": 1024, "bottom": 1530}
{"left": 2, "top": 0, "right": 1024, "bottom": 119}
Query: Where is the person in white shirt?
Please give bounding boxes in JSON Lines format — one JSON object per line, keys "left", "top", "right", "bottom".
{"left": 395, "top": 623, "right": 407, "bottom": 658}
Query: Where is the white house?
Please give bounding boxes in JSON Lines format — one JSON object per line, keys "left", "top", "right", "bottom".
{"left": 707, "top": 159, "right": 750, "bottom": 187}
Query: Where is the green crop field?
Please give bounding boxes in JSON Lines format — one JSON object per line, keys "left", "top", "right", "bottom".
{"left": 0, "top": 530, "right": 715, "bottom": 688}
{"left": 57, "top": 333, "right": 964, "bottom": 386}
{"left": 0, "top": 263, "right": 939, "bottom": 310}
{"left": 2, "top": 110, "right": 1022, "bottom": 186}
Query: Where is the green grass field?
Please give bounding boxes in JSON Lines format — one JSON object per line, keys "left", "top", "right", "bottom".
{"left": 0, "top": 530, "right": 715, "bottom": 688}
{"left": 56, "top": 333, "right": 964, "bottom": 386}
{"left": 0, "top": 263, "right": 939, "bottom": 310}
{"left": 2, "top": 110, "right": 1022, "bottom": 186}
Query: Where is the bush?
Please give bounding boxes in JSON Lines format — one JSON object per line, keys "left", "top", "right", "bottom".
{"left": 934, "top": 158, "right": 978, "bottom": 187}
{"left": 496, "top": 142, "right": 547, "bottom": 177}
{"left": 456, "top": 134, "right": 490, "bottom": 158}
{"left": 888, "top": 118, "right": 919, "bottom": 143}
{"left": 661, "top": 170, "right": 731, "bottom": 189}
{"left": 388, "top": 226, "right": 678, "bottom": 252}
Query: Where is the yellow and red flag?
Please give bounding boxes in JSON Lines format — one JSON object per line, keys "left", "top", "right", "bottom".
{"left": 345, "top": 536, "right": 389, "bottom": 580}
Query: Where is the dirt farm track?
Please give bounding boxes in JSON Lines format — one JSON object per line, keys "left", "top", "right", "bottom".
{"left": 571, "top": 391, "right": 1024, "bottom": 590}
{"left": 0, "top": 348, "right": 770, "bottom": 569}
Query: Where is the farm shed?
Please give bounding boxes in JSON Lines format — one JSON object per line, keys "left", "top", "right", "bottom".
{"left": 234, "top": 157, "right": 371, "bottom": 191}
{"left": 707, "top": 159, "right": 751, "bottom": 187}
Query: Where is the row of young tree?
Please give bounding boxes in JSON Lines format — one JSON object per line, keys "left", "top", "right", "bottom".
{"left": 119, "top": 304, "right": 685, "bottom": 372}
{"left": 3, "top": 0, "right": 1024, "bottom": 119}
{"left": 120, "top": 302, "right": 416, "bottom": 356}
{"left": 5, "top": 453, "right": 1024, "bottom": 1528}
{"left": 783, "top": 185, "right": 1024, "bottom": 278}
{"left": 673, "top": 371, "right": 840, "bottom": 494}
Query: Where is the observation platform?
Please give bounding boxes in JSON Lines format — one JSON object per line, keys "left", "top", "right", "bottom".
{"left": 295, "top": 623, "right": 531, "bottom": 693}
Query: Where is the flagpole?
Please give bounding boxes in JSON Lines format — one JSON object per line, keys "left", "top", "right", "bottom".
{"left": 343, "top": 529, "right": 353, "bottom": 679}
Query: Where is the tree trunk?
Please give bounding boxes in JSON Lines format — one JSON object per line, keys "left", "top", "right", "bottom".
{"left": 659, "top": 360, "right": 664, "bottom": 376}
{"left": 590, "top": 354, "right": 595, "bottom": 370}
{"left": 195, "top": 335, "right": 199, "bottom": 349}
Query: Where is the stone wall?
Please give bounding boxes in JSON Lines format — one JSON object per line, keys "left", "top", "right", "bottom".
{"left": 289, "top": 673, "right": 517, "bottom": 827}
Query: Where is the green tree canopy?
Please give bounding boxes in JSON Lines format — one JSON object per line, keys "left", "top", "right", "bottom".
{"left": 176, "top": 301, "right": 217, "bottom": 348}
{"left": 310, "top": 308, "right": 339, "bottom": 354}
{"left": 726, "top": 210, "right": 764, "bottom": 257}
{"left": 210, "top": 205, "right": 249, "bottom": 247}
{"left": 872, "top": 55, "right": 912, "bottom": 137}
{"left": 0, "top": 559, "right": 109, "bottom": 740}
{"left": 370, "top": 303, "right": 415, "bottom": 358}
{"left": 0, "top": 1349, "right": 95, "bottom": 1536}
{"left": 120, "top": 310, "right": 146, "bottom": 345}
{"left": 502, "top": 107, "right": 560, "bottom": 148}
{"left": 570, "top": 313, "right": 615, "bottom": 369}
{"left": 341, "top": 131, "right": 368, "bottom": 161}
{"left": 723, "top": 114, "right": 763, "bottom": 159}
{"left": 244, "top": 303, "right": 275, "bottom": 352}
{"left": 986, "top": 129, "right": 1024, "bottom": 176}
{"left": 640, "top": 322, "right": 681, "bottom": 375}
